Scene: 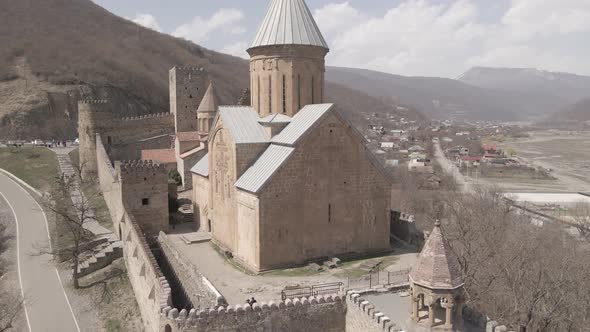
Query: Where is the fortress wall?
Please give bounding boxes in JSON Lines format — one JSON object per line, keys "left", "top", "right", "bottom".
{"left": 110, "top": 134, "right": 174, "bottom": 161}
{"left": 122, "top": 208, "right": 172, "bottom": 332}
{"left": 96, "top": 136, "right": 174, "bottom": 332}
{"left": 157, "top": 233, "right": 219, "bottom": 309}
{"left": 96, "top": 135, "right": 124, "bottom": 225}
{"left": 345, "top": 292, "right": 401, "bottom": 332}
{"left": 160, "top": 295, "right": 347, "bottom": 332}
{"left": 107, "top": 113, "right": 175, "bottom": 147}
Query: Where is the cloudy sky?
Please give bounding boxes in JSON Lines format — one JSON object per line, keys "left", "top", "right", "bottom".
{"left": 92, "top": 0, "right": 590, "bottom": 78}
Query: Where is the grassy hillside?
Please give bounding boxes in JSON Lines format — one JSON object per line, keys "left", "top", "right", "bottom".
{"left": 0, "top": 0, "right": 423, "bottom": 140}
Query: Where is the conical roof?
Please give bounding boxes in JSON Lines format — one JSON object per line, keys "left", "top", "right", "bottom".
{"left": 409, "top": 221, "right": 464, "bottom": 290}
{"left": 250, "top": 0, "right": 329, "bottom": 50}
{"left": 197, "top": 82, "right": 218, "bottom": 114}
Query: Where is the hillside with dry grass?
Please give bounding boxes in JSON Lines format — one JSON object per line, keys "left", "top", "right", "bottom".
{"left": 0, "top": 0, "right": 423, "bottom": 139}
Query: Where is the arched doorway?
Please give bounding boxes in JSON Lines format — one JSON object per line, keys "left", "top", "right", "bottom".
{"left": 164, "top": 324, "right": 172, "bottom": 332}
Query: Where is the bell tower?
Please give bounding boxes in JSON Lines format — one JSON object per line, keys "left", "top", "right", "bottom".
{"left": 248, "top": 0, "right": 329, "bottom": 117}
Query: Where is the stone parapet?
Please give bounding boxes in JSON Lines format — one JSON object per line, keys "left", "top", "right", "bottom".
{"left": 79, "top": 99, "right": 109, "bottom": 105}
{"left": 160, "top": 295, "right": 346, "bottom": 331}
{"left": 345, "top": 291, "right": 403, "bottom": 332}
{"left": 121, "top": 113, "right": 174, "bottom": 121}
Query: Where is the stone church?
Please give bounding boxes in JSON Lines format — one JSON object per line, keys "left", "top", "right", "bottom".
{"left": 190, "top": 0, "right": 393, "bottom": 272}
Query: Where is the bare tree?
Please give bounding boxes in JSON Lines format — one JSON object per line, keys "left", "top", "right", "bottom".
{"left": 441, "top": 188, "right": 590, "bottom": 331}
{"left": 43, "top": 173, "right": 96, "bottom": 289}
{"left": 570, "top": 200, "right": 590, "bottom": 240}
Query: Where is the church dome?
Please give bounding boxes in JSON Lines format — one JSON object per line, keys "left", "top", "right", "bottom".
{"left": 250, "top": 0, "right": 329, "bottom": 50}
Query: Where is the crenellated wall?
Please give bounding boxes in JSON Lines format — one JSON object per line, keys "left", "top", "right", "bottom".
{"left": 95, "top": 136, "right": 173, "bottom": 332}
{"left": 160, "top": 295, "right": 347, "bottom": 332}
{"left": 345, "top": 292, "right": 403, "bottom": 332}
{"left": 116, "top": 160, "right": 169, "bottom": 238}
{"left": 78, "top": 99, "right": 174, "bottom": 180}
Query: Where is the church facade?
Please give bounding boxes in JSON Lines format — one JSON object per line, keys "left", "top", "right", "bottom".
{"left": 191, "top": 0, "right": 393, "bottom": 272}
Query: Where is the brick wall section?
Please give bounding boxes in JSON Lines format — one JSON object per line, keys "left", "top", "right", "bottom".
{"left": 257, "top": 112, "right": 391, "bottom": 269}
{"left": 161, "top": 295, "right": 347, "bottom": 332}
{"left": 157, "top": 233, "right": 219, "bottom": 309}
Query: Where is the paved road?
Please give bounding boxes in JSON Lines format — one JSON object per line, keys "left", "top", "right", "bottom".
{"left": 433, "top": 141, "right": 474, "bottom": 193}
{"left": 0, "top": 171, "right": 80, "bottom": 332}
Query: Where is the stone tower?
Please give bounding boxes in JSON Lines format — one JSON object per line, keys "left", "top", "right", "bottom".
{"left": 169, "top": 67, "right": 209, "bottom": 133}
{"left": 196, "top": 82, "right": 218, "bottom": 133}
{"left": 78, "top": 100, "right": 113, "bottom": 180}
{"left": 247, "top": 0, "right": 329, "bottom": 117}
{"left": 409, "top": 221, "right": 465, "bottom": 331}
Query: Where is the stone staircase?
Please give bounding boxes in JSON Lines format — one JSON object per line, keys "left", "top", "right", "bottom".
{"left": 77, "top": 241, "right": 123, "bottom": 277}
{"left": 53, "top": 148, "right": 123, "bottom": 277}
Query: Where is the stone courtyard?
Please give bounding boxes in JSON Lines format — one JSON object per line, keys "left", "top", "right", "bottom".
{"left": 164, "top": 224, "right": 418, "bottom": 304}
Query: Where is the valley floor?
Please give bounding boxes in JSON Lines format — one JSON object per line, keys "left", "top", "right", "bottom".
{"left": 489, "top": 130, "right": 590, "bottom": 192}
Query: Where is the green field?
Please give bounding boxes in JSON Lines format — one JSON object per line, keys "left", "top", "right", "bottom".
{"left": 0, "top": 146, "right": 58, "bottom": 192}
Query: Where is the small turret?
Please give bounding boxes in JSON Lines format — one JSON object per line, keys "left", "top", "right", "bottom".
{"left": 197, "top": 82, "right": 219, "bottom": 133}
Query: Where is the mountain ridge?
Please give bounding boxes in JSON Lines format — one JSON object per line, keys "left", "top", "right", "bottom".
{"left": 0, "top": 0, "right": 424, "bottom": 139}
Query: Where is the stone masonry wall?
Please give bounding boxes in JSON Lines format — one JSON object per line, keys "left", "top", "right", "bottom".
{"left": 257, "top": 111, "right": 391, "bottom": 269}
{"left": 191, "top": 174, "right": 210, "bottom": 230}
{"left": 110, "top": 134, "right": 174, "bottom": 161}
{"left": 78, "top": 98, "right": 174, "bottom": 180}
{"left": 96, "top": 136, "right": 173, "bottom": 332}
{"left": 157, "top": 233, "right": 219, "bottom": 310}
{"left": 117, "top": 160, "right": 169, "bottom": 238}
{"left": 161, "top": 295, "right": 347, "bottom": 332}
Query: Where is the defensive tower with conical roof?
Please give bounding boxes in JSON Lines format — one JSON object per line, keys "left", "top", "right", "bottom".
{"left": 409, "top": 221, "right": 465, "bottom": 331}
{"left": 248, "top": 0, "right": 329, "bottom": 117}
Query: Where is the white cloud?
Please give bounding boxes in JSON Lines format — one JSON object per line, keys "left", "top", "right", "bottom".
{"left": 130, "top": 14, "right": 162, "bottom": 32}
{"left": 220, "top": 42, "right": 249, "bottom": 59}
{"left": 314, "top": 0, "right": 590, "bottom": 77}
{"left": 172, "top": 9, "right": 246, "bottom": 44}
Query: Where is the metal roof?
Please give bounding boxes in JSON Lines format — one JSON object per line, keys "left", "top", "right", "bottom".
{"left": 218, "top": 106, "right": 269, "bottom": 144}
{"left": 271, "top": 103, "right": 334, "bottom": 146}
{"left": 258, "top": 113, "right": 292, "bottom": 124}
{"left": 235, "top": 145, "right": 295, "bottom": 193}
{"left": 190, "top": 153, "right": 209, "bottom": 177}
{"left": 251, "top": 0, "right": 329, "bottom": 49}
